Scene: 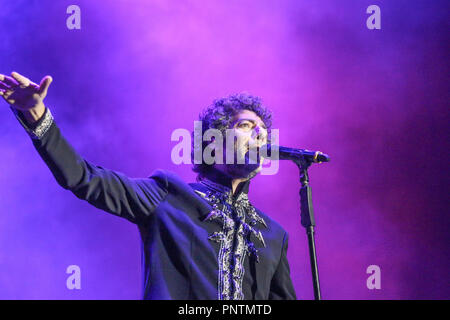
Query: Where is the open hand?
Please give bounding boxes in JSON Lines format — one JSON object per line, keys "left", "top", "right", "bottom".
{"left": 0, "top": 72, "right": 52, "bottom": 112}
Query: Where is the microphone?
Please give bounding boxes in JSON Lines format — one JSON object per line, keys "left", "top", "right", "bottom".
{"left": 261, "top": 144, "right": 330, "bottom": 163}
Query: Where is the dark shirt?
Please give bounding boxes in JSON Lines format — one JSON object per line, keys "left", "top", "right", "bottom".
{"left": 12, "top": 107, "right": 297, "bottom": 300}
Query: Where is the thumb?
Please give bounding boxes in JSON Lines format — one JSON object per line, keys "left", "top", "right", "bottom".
{"left": 38, "top": 75, "right": 53, "bottom": 97}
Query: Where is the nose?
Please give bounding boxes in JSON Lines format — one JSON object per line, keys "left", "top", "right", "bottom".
{"left": 252, "top": 125, "right": 265, "bottom": 143}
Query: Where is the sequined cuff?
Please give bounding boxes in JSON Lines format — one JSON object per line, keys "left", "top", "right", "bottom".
{"left": 11, "top": 106, "right": 54, "bottom": 140}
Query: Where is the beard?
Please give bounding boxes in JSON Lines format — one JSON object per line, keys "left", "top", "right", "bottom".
{"left": 223, "top": 148, "right": 262, "bottom": 180}
{"left": 225, "top": 163, "right": 260, "bottom": 179}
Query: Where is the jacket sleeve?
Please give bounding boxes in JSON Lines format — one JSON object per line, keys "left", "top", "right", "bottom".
{"left": 269, "top": 232, "right": 297, "bottom": 300}
{"left": 11, "top": 106, "right": 168, "bottom": 225}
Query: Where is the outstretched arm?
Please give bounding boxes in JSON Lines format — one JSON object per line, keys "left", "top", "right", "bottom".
{"left": 1, "top": 71, "right": 168, "bottom": 224}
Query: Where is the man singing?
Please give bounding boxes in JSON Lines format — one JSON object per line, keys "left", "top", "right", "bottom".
{"left": 0, "top": 71, "right": 296, "bottom": 300}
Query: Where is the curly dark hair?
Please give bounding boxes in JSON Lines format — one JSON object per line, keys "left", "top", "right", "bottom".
{"left": 191, "top": 92, "right": 273, "bottom": 179}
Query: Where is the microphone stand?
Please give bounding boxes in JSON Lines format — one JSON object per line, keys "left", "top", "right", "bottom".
{"left": 294, "top": 157, "right": 322, "bottom": 300}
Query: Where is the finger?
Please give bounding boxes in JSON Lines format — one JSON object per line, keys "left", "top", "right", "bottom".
{"left": 11, "top": 71, "right": 31, "bottom": 88}
{"left": 29, "top": 80, "right": 39, "bottom": 90}
{"left": 3, "top": 90, "right": 13, "bottom": 99}
{"left": 1, "top": 75, "right": 19, "bottom": 87}
{"left": 0, "top": 74, "right": 12, "bottom": 87}
{"left": 0, "top": 90, "right": 11, "bottom": 100}
{"left": 38, "top": 75, "right": 53, "bottom": 96}
{"left": 0, "top": 82, "right": 11, "bottom": 90}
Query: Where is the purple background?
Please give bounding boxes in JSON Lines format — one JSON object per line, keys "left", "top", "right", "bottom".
{"left": 0, "top": 0, "right": 448, "bottom": 299}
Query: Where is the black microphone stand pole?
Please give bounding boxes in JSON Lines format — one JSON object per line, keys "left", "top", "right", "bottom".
{"left": 294, "top": 157, "right": 322, "bottom": 300}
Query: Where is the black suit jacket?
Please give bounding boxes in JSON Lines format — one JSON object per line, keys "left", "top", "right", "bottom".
{"left": 12, "top": 107, "right": 297, "bottom": 300}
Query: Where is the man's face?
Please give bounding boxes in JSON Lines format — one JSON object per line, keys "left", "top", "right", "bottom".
{"left": 215, "top": 109, "right": 268, "bottom": 179}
